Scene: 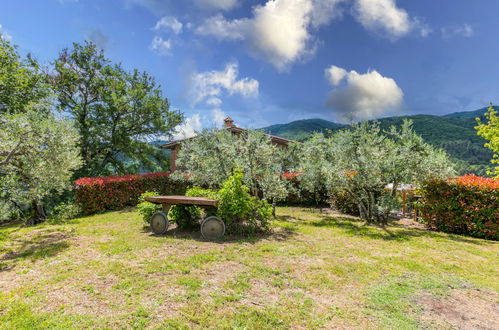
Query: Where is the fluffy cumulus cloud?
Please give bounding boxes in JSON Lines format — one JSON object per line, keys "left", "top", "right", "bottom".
{"left": 154, "top": 16, "right": 183, "bottom": 34}
{"left": 150, "top": 36, "right": 172, "bottom": 55}
{"left": 325, "top": 65, "right": 348, "bottom": 86}
{"left": 353, "top": 0, "right": 429, "bottom": 39}
{"left": 196, "top": 0, "right": 344, "bottom": 70}
{"left": 195, "top": 0, "right": 238, "bottom": 11}
{"left": 190, "top": 62, "right": 259, "bottom": 106}
{"left": 172, "top": 114, "right": 202, "bottom": 139}
{"left": 210, "top": 108, "right": 226, "bottom": 127}
{"left": 325, "top": 65, "right": 404, "bottom": 123}
{"left": 441, "top": 24, "right": 473, "bottom": 40}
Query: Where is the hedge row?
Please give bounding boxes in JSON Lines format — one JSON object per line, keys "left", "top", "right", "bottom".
{"left": 417, "top": 174, "right": 498, "bottom": 240}
{"left": 75, "top": 172, "right": 187, "bottom": 214}
{"left": 75, "top": 171, "right": 320, "bottom": 215}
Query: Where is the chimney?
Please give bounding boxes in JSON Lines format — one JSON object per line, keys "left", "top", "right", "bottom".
{"left": 224, "top": 117, "right": 234, "bottom": 128}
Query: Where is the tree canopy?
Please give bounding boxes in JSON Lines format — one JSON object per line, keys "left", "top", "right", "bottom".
{"left": 173, "top": 129, "right": 299, "bottom": 205}
{"left": 299, "top": 120, "right": 455, "bottom": 223}
{"left": 0, "top": 37, "right": 49, "bottom": 114}
{"left": 0, "top": 103, "right": 81, "bottom": 223}
{"left": 476, "top": 106, "right": 499, "bottom": 178}
{"left": 50, "top": 41, "right": 183, "bottom": 177}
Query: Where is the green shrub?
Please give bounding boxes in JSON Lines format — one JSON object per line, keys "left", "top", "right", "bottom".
{"left": 329, "top": 191, "right": 360, "bottom": 216}
{"left": 50, "top": 202, "right": 82, "bottom": 220}
{"left": 216, "top": 169, "right": 272, "bottom": 234}
{"left": 136, "top": 192, "right": 161, "bottom": 224}
{"left": 168, "top": 187, "right": 217, "bottom": 229}
{"left": 417, "top": 175, "right": 498, "bottom": 240}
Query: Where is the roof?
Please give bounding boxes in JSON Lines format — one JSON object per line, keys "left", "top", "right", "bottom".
{"left": 160, "top": 125, "right": 301, "bottom": 149}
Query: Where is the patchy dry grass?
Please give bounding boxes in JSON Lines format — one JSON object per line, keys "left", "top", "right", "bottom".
{"left": 0, "top": 207, "right": 497, "bottom": 329}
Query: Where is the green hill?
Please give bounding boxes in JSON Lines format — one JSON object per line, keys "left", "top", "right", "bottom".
{"left": 261, "top": 107, "right": 496, "bottom": 176}
{"left": 263, "top": 119, "right": 346, "bottom": 141}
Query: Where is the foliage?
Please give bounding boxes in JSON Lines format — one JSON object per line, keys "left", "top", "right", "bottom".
{"left": 329, "top": 191, "right": 360, "bottom": 216}
{"left": 476, "top": 105, "right": 499, "bottom": 178}
{"left": 0, "top": 37, "right": 49, "bottom": 115}
{"left": 50, "top": 202, "right": 82, "bottom": 220}
{"left": 50, "top": 41, "right": 182, "bottom": 177}
{"left": 262, "top": 107, "right": 497, "bottom": 176}
{"left": 299, "top": 120, "right": 455, "bottom": 223}
{"left": 75, "top": 172, "right": 186, "bottom": 214}
{"left": 0, "top": 105, "right": 81, "bottom": 223}
{"left": 417, "top": 175, "right": 498, "bottom": 240}
{"left": 174, "top": 129, "right": 297, "bottom": 205}
{"left": 136, "top": 191, "right": 161, "bottom": 224}
{"left": 216, "top": 169, "right": 272, "bottom": 234}
{"left": 167, "top": 187, "right": 216, "bottom": 229}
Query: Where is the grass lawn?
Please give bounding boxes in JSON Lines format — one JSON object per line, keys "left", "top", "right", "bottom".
{"left": 0, "top": 207, "right": 497, "bottom": 329}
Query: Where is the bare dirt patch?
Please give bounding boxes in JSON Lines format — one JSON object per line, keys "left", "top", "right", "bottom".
{"left": 418, "top": 288, "right": 499, "bottom": 329}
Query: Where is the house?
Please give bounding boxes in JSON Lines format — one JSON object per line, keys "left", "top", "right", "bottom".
{"left": 161, "top": 117, "right": 300, "bottom": 171}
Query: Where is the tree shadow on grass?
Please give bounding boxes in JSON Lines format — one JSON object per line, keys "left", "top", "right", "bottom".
{"left": 141, "top": 222, "right": 297, "bottom": 245}
{"left": 278, "top": 213, "right": 495, "bottom": 245}
{"left": 0, "top": 231, "right": 72, "bottom": 271}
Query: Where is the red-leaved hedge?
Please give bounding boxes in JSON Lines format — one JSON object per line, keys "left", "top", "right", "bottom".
{"left": 75, "top": 172, "right": 187, "bottom": 215}
{"left": 75, "top": 171, "right": 319, "bottom": 215}
{"left": 417, "top": 174, "right": 498, "bottom": 240}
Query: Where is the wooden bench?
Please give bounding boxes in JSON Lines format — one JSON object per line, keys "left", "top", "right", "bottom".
{"left": 145, "top": 195, "right": 224, "bottom": 239}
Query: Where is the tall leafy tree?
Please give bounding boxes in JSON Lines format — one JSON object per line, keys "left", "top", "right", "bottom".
{"left": 0, "top": 102, "right": 81, "bottom": 223}
{"left": 0, "top": 36, "right": 49, "bottom": 114}
{"left": 50, "top": 41, "right": 182, "bottom": 177}
{"left": 476, "top": 105, "right": 499, "bottom": 178}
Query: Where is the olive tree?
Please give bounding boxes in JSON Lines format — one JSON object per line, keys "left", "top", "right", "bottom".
{"left": 173, "top": 129, "right": 298, "bottom": 210}
{"left": 0, "top": 102, "right": 81, "bottom": 224}
{"left": 300, "top": 120, "right": 455, "bottom": 224}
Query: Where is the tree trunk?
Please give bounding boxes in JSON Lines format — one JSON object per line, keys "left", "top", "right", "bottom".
{"left": 29, "top": 199, "right": 46, "bottom": 225}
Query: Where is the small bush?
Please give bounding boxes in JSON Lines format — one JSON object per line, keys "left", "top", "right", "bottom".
{"left": 137, "top": 192, "right": 161, "bottom": 224}
{"left": 50, "top": 202, "right": 82, "bottom": 220}
{"left": 417, "top": 175, "right": 498, "bottom": 240}
{"left": 168, "top": 187, "right": 217, "bottom": 229}
{"left": 329, "top": 191, "right": 360, "bottom": 216}
{"left": 216, "top": 169, "right": 272, "bottom": 234}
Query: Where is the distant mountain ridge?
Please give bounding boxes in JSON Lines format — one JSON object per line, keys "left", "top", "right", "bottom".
{"left": 261, "top": 107, "right": 496, "bottom": 176}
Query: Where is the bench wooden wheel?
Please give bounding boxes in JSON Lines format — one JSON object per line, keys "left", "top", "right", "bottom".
{"left": 150, "top": 211, "right": 169, "bottom": 234}
{"left": 200, "top": 216, "right": 225, "bottom": 240}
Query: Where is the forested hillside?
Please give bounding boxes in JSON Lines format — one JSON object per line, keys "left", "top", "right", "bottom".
{"left": 262, "top": 107, "right": 496, "bottom": 176}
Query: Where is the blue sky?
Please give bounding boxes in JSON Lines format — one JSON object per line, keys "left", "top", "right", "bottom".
{"left": 1, "top": 0, "right": 498, "bottom": 136}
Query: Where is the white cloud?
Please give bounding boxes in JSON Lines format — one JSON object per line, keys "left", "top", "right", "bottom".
{"left": 190, "top": 62, "right": 259, "bottom": 106}
{"left": 325, "top": 65, "right": 348, "bottom": 86}
{"left": 154, "top": 16, "right": 183, "bottom": 34}
{"left": 206, "top": 97, "right": 223, "bottom": 107}
{"left": 353, "top": 0, "right": 427, "bottom": 39}
{"left": 0, "top": 24, "right": 12, "bottom": 41}
{"left": 196, "top": 0, "right": 344, "bottom": 70}
{"left": 150, "top": 36, "right": 172, "bottom": 55}
{"left": 195, "top": 15, "right": 248, "bottom": 40}
{"left": 195, "top": 0, "right": 238, "bottom": 11}
{"left": 172, "top": 114, "right": 202, "bottom": 139}
{"left": 441, "top": 24, "right": 473, "bottom": 40}
{"left": 211, "top": 108, "right": 226, "bottom": 128}
{"left": 325, "top": 65, "right": 404, "bottom": 123}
